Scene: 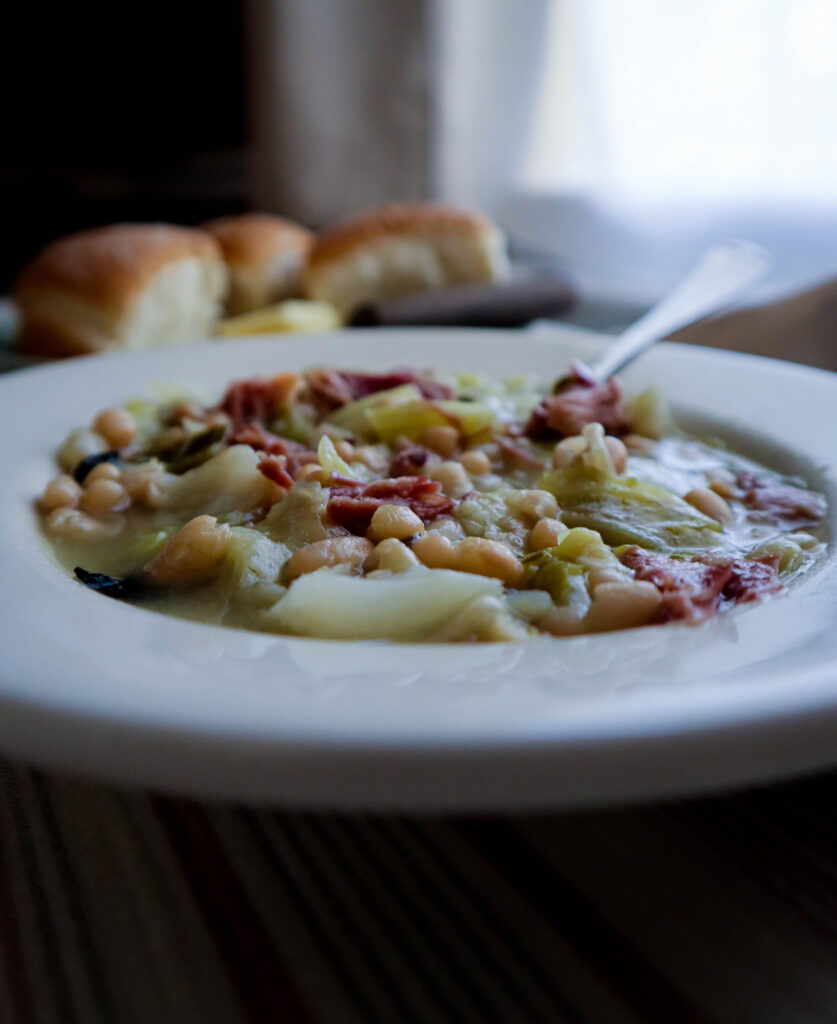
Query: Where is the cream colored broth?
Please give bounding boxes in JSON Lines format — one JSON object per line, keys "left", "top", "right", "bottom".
{"left": 39, "top": 367, "right": 827, "bottom": 642}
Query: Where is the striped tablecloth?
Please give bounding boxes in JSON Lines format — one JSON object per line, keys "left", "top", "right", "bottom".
{"left": 2, "top": 762, "right": 837, "bottom": 1024}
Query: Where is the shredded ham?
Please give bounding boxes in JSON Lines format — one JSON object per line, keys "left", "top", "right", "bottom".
{"left": 306, "top": 369, "right": 455, "bottom": 410}
{"left": 496, "top": 434, "right": 546, "bottom": 468}
{"left": 738, "top": 472, "right": 826, "bottom": 526}
{"left": 221, "top": 374, "right": 301, "bottom": 430}
{"left": 246, "top": 426, "right": 318, "bottom": 489}
{"left": 389, "top": 443, "right": 433, "bottom": 477}
{"left": 524, "top": 362, "right": 629, "bottom": 440}
{"left": 258, "top": 456, "right": 296, "bottom": 490}
{"left": 221, "top": 388, "right": 321, "bottom": 482}
{"left": 229, "top": 422, "right": 309, "bottom": 457}
{"left": 723, "top": 554, "right": 783, "bottom": 604}
{"left": 327, "top": 476, "right": 456, "bottom": 534}
{"left": 619, "top": 546, "right": 782, "bottom": 623}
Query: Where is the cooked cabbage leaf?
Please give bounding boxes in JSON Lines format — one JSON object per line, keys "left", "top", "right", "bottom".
{"left": 540, "top": 470, "right": 726, "bottom": 554}
{"left": 266, "top": 567, "right": 503, "bottom": 640}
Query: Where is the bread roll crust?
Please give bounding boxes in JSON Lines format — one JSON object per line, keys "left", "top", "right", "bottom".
{"left": 307, "top": 203, "right": 499, "bottom": 271}
{"left": 203, "top": 213, "right": 315, "bottom": 315}
{"left": 203, "top": 213, "right": 314, "bottom": 269}
{"left": 304, "top": 203, "right": 509, "bottom": 317}
{"left": 15, "top": 224, "right": 222, "bottom": 318}
{"left": 14, "top": 224, "right": 227, "bottom": 357}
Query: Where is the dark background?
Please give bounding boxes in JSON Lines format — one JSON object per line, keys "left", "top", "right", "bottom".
{"left": 2, "top": 5, "right": 251, "bottom": 290}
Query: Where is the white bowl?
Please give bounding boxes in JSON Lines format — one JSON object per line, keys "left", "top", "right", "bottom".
{"left": 1, "top": 327, "right": 835, "bottom": 809}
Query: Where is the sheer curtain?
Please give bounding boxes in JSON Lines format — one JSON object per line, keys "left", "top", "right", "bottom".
{"left": 246, "top": 0, "right": 436, "bottom": 225}
{"left": 248, "top": 0, "right": 837, "bottom": 302}
{"left": 246, "top": 0, "right": 548, "bottom": 223}
{"left": 503, "top": 0, "right": 837, "bottom": 304}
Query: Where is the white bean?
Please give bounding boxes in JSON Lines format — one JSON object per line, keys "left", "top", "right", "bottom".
{"left": 93, "top": 408, "right": 136, "bottom": 449}
{"left": 527, "top": 517, "right": 566, "bottom": 551}
{"left": 507, "top": 489, "right": 559, "bottom": 524}
{"left": 451, "top": 537, "right": 523, "bottom": 586}
{"left": 684, "top": 487, "right": 734, "bottom": 525}
{"left": 583, "top": 581, "right": 662, "bottom": 632}
{"left": 40, "top": 475, "right": 82, "bottom": 512}
{"left": 419, "top": 425, "right": 460, "bottom": 458}
{"left": 364, "top": 538, "right": 421, "bottom": 573}
{"left": 284, "top": 536, "right": 373, "bottom": 582}
{"left": 368, "top": 504, "right": 425, "bottom": 541}
{"left": 430, "top": 461, "right": 471, "bottom": 499}
{"left": 81, "top": 478, "right": 129, "bottom": 515}
{"left": 146, "top": 515, "right": 232, "bottom": 585}
{"left": 45, "top": 507, "right": 123, "bottom": 541}
{"left": 459, "top": 450, "right": 491, "bottom": 476}
{"left": 58, "top": 429, "right": 106, "bottom": 473}
{"left": 412, "top": 534, "right": 455, "bottom": 568}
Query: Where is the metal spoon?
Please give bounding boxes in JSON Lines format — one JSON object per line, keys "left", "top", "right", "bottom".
{"left": 588, "top": 241, "right": 772, "bottom": 381}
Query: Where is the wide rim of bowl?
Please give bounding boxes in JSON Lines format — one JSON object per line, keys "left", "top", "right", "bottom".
{"left": 1, "top": 327, "right": 835, "bottom": 808}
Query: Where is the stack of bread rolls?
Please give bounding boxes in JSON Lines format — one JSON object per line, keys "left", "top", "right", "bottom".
{"left": 14, "top": 203, "right": 510, "bottom": 357}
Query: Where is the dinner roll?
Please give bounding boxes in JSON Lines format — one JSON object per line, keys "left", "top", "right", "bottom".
{"left": 203, "top": 213, "right": 315, "bottom": 315}
{"left": 14, "top": 224, "right": 227, "bottom": 357}
{"left": 303, "top": 203, "right": 510, "bottom": 318}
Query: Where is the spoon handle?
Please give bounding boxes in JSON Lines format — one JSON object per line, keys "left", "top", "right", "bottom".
{"left": 589, "top": 241, "right": 773, "bottom": 381}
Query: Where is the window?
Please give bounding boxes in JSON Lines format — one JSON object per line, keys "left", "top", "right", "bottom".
{"left": 496, "top": 0, "right": 837, "bottom": 304}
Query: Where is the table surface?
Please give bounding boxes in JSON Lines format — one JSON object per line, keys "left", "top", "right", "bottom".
{"left": 3, "top": 290, "right": 836, "bottom": 1023}
{"left": 2, "top": 763, "right": 837, "bottom": 1024}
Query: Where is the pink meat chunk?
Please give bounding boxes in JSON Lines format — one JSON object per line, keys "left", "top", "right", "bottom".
{"left": 496, "top": 434, "right": 547, "bottom": 469}
{"left": 221, "top": 378, "right": 287, "bottom": 429}
{"left": 619, "top": 546, "right": 782, "bottom": 623}
{"left": 327, "top": 476, "right": 456, "bottom": 534}
{"left": 524, "top": 363, "right": 629, "bottom": 440}
{"left": 738, "top": 472, "right": 826, "bottom": 527}
{"left": 258, "top": 456, "right": 296, "bottom": 490}
{"left": 306, "top": 369, "right": 455, "bottom": 410}
{"left": 723, "top": 554, "right": 783, "bottom": 604}
{"left": 389, "top": 442, "right": 434, "bottom": 477}
{"left": 229, "top": 422, "right": 310, "bottom": 457}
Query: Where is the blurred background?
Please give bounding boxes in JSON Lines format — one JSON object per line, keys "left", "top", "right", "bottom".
{"left": 5, "top": 0, "right": 837, "bottom": 325}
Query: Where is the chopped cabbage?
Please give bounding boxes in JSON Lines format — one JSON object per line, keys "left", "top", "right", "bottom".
{"left": 749, "top": 535, "right": 807, "bottom": 575}
{"left": 266, "top": 567, "right": 503, "bottom": 640}
{"left": 367, "top": 400, "right": 495, "bottom": 444}
{"left": 329, "top": 384, "right": 421, "bottom": 437}
{"left": 317, "top": 435, "right": 358, "bottom": 478}
{"left": 161, "top": 446, "right": 278, "bottom": 516}
{"left": 628, "top": 386, "right": 675, "bottom": 439}
{"left": 540, "top": 471, "right": 725, "bottom": 554}
{"left": 261, "top": 481, "right": 329, "bottom": 550}
{"left": 225, "top": 527, "right": 290, "bottom": 588}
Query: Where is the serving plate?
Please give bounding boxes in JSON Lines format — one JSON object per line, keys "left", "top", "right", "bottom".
{"left": 1, "top": 327, "right": 836, "bottom": 809}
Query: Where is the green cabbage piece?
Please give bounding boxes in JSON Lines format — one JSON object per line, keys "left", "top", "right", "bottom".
{"left": 456, "top": 490, "right": 514, "bottom": 539}
{"left": 329, "top": 384, "right": 422, "bottom": 437}
{"left": 266, "top": 566, "right": 503, "bottom": 640}
{"left": 268, "top": 411, "right": 316, "bottom": 444}
{"left": 367, "top": 399, "right": 495, "bottom": 444}
{"left": 161, "top": 446, "right": 277, "bottom": 517}
{"left": 317, "top": 435, "right": 357, "bottom": 478}
{"left": 225, "top": 527, "right": 290, "bottom": 589}
{"left": 749, "top": 536, "right": 807, "bottom": 575}
{"left": 261, "top": 481, "right": 329, "bottom": 550}
{"left": 520, "top": 527, "right": 617, "bottom": 612}
{"left": 435, "top": 595, "right": 533, "bottom": 642}
{"left": 542, "top": 526, "right": 612, "bottom": 562}
{"left": 627, "top": 386, "right": 675, "bottom": 439}
{"left": 573, "top": 423, "right": 619, "bottom": 481}
{"left": 540, "top": 470, "right": 726, "bottom": 554}
{"left": 521, "top": 553, "right": 586, "bottom": 605}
